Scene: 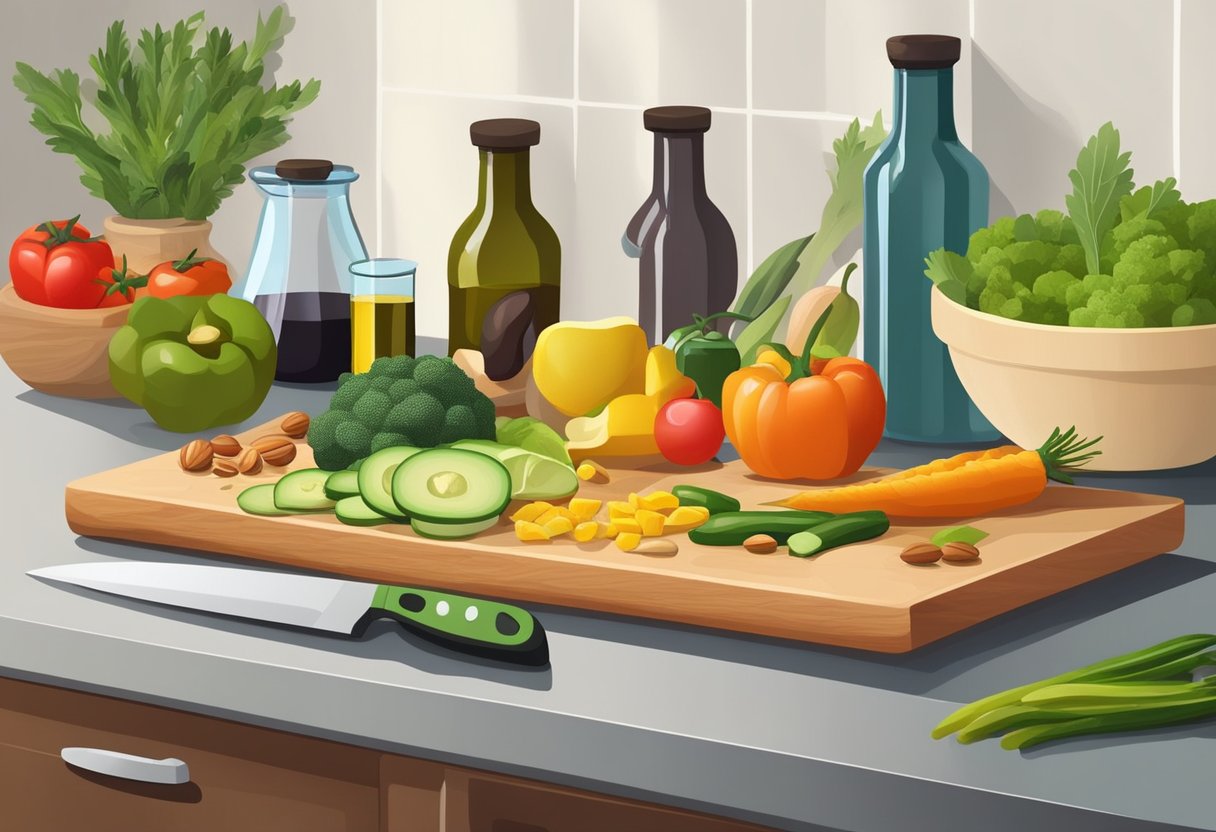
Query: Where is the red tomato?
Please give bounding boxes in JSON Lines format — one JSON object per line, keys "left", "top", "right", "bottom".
{"left": 146, "top": 249, "right": 232, "bottom": 299}
{"left": 95, "top": 256, "right": 147, "bottom": 307}
{"left": 8, "top": 216, "right": 115, "bottom": 308}
{"left": 654, "top": 398, "right": 726, "bottom": 466}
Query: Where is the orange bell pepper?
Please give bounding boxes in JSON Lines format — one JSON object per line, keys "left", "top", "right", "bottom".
{"left": 722, "top": 311, "right": 885, "bottom": 480}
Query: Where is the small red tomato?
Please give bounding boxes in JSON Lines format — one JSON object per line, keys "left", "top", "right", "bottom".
{"left": 95, "top": 256, "right": 148, "bottom": 307}
{"left": 8, "top": 215, "right": 115, "bottom": 308}
{"left": 654, "top": 398, "right": 726, "bottom": 466}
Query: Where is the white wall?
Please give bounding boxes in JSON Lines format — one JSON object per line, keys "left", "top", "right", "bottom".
{"left": 0, "top": 0, "right": 377, "bottom": 277}
{"left": 4, "top": 1, "right": 1211, "bottom": 340}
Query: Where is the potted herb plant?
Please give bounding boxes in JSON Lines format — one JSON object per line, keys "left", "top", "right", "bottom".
{"left": 12, "top": 5, "right": 319, "bottom": 273}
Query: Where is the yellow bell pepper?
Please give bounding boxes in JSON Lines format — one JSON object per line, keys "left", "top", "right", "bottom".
{"left": 532, "top": 317, "right": 650, "bottom": 417}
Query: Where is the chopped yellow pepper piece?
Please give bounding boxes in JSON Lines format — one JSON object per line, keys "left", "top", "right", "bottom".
{"left": 510, "top": 502, "right": 552, "bottom": 523}
{"left": 664, "top": 505, "right": 711, "bottom": 533}
{"left": 576, "top": 460, "right": 610, "bottom": 483}
{"left": 543, "top": 516, "right": 575, "bottom": 537}
{"left": 568, "top": 498, "right": 602, "bottom": 521}
{"left": 635, "top": 509, "right": 667, "bottom": 537}
{"left": 537, "top": 506, "right": 579, "bottom": 525}
{"left": 514, "top": 520, "right": 551, "bottom": 542}
{"left": 615, "top": 532, "right": 643, "bottom": 552}
{"left": 607, "top": 500, "right": 635, "bottom": 519}
{"left": 598, "top": 522, "right": 619, "bottom": 539}
{"left": 637, "top": 491, "right": 679, "bottom": 512}
{"left": 613, "top": 517, "right": 642, "bottom": 535}
{"left": 573, "top": 521, "right": 599, "bottom": 543}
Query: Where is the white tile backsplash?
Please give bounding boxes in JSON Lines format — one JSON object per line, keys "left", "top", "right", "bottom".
{"left": 972, "top": 0, "right": 1174, "bottom": 216}
{"left": 382, "top": 0, "right": 574, "bottom": 98}
{"left": 380, "top": 93, "right": 575, "bottom": 337}
{"left": 579, "top": 0, "right": 748, "bottom": 108}
{"left": 751, "top": 116, "right": 836, "bottom": 270}
{"left": 1179, "top": 0, "right": 1216, "bottom": 200}
{"left": 823, "top": 0, "right": 972, "bottom": 141}
{"left": 752, "top": 0, "right": 828, "bottom": 113}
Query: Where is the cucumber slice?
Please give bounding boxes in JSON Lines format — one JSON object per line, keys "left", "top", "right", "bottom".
{"left": 391, "top": 448, "right": 511, "bottom": 524}
{"left": 358, "top": 446, "right": 421, "bottom": 519}
{"left": 273, "top": 469, "right": 337, "bottom": 511}
{"left": 336, "top": 495, "right": 394, "bottom": 526}
{"left": 410, "top": 516, "right": 500, "bottom": 540}
{"left": 237, "top": 484, "right": 311, "bottom": 517}
{"left": 325, "top": 470, "right": 361, "bottom": 500}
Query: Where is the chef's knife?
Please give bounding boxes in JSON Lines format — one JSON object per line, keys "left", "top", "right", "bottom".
{"left": 28, "top": 562, "right": 548, "bottom": 667}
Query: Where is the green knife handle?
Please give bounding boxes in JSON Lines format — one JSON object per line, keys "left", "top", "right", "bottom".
{"left": 356, "top": 585, "right": 549, "bottom": 667}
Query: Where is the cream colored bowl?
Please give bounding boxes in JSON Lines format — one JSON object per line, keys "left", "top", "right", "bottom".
{"left": 931, "top": 287, "right": 1216, "bottom": 471}
{"left": 0, "top": 283, "right": 128, "bottom": 399}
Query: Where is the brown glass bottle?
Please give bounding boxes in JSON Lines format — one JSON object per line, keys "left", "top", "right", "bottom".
{"left": 624, "top": 106, "right": 738, "bottom": 343}
{"left": 448, "top": 119, "right": 561, "bottom": 355}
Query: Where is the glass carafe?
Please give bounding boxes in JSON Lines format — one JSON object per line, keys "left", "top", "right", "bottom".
{"left": 240, "top": 159, "right": 368, "bottom": 383}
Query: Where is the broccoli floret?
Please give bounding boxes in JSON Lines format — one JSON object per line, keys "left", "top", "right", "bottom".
{"left": 384, "top": 392, "right": 445, "bottom": 446}
{"left": 1071, "top": 289, "right": 1146, "bottom": 328}
{"left": 352, "top": 389, "right": 392, "bottom": 427}
{"left": 307, "top": 353, "right": 498, "bottom": 469}
{"left": 1031, "top": 270, "right": 1078, "bottom": 325}
{"left": 1033, "top": 209, "right": 1078, "bottom": 245}
{"left": 370, "top": 431, "right": 411, "bottom": 454}
{"left": 1052, "top": 243, "right": 1087, "bottom": 278}
{"left": 335, "top": 420, "right": 373, "bottom": 458}
{"left": 441, "top": 404, "right": 480, "bottom": 443}
{"left": 967, "top": 216, "right": 1016, "bottom": 262}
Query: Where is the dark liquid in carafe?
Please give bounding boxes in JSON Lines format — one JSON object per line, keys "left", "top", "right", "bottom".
{"left": 255, "top": 291, "right": 352, "bottom": 383}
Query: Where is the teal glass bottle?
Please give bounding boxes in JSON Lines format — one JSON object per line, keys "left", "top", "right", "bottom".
{"left": 862, "top": 35, "right": 999, "bottom": 444}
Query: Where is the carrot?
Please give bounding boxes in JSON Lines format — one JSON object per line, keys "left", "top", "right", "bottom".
{"left": 774, "top": 427, "right": 1101, "bottom": 518}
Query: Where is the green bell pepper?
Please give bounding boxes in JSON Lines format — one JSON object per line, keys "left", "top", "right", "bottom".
{"left": 662, "top": 311, "right": 752, "bottom": 408}
{"left": 108, "top": 294, "right": 277, "bottom": 433}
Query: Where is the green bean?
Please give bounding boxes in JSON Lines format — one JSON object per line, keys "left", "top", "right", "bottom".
{"left": 1023, "top": 679, "right": 1212, "bottom": 707}
{"left": 955, "top": 706, "right": 1078, "bottom": 745}
{"left": 1000, "top": 698, "right": 1216, "bottom": 751}
{"left": 1104, "top": 651, "right": 1216, "bottom": 682}
{"left": 931, "top": 634, "right": 1216, "bottom": 739}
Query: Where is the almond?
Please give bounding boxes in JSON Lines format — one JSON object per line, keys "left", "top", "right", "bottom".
{"left": 900, "top": 542, "right": 943, "bottom": 564}
{"left": 630, "top": 538, "right": 679, "bottom": 556}
{"left": 213, "top": 460, "right": 239, "bottom": 478}
{"left": 941, "top": 542, "right": 981, "bottom": 563}
{"left": 236, "top": 448, "right": 263, "bottom": 475}
{"left": 743, "top": 534, "right": 779, "bottom": 554}
{"left": 210, "top": 435, "right": 242, "bottom": 457}
{"left": 280, "top": 411, "right": 311, "bottom": 439}
{"left": 178, "top": 439, "right": 213, "bottom": 472}
{"left": 251, "top": 434, "right": 297, "bottom": 467}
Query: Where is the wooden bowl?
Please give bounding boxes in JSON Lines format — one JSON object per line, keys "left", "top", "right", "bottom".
{"left": 0, "top": 283, "right": 128, "bottom": 398}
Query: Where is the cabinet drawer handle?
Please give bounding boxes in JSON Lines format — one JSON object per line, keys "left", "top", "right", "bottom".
{"left": 61, "top": 747, "right": 190, "bottom": 785}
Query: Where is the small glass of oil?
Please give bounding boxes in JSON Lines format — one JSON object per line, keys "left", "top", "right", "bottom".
{"left": 349, "top": 258, "right": 418, "bottom": 373}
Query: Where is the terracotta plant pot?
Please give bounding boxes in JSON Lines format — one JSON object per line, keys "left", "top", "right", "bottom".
{"left": 102, "top": 216, "right": 229, "bottom": 275}
{"left": 0, "top": 284, "right": 129, "bottom": 399}
{"left": 931, "top": 287, "right": 1216, "bottom": 471}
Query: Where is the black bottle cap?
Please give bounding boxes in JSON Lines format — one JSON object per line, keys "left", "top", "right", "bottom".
{"left": 886, "top": 35, "right": 962, "bottom": 69}
{"left": 274, "top": 159, "right": 335, "bottom": 181}
{"left": 643, "top": 106, "right": 712, "bottom": 133}
{"left": 470, "top": 119, "right": 541, "bottom": 151}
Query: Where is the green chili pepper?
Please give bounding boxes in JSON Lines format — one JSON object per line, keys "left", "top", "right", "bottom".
{"left": 662, "top": 311, "right": 752, "bottom": 408}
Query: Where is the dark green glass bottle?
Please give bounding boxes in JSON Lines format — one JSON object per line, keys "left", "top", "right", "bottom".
{"left": 448, "top": 119, "right": 561, "bottom": 355}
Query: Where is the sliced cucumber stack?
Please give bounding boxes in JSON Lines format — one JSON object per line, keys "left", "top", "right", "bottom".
{"left": 324, "top": 470, "right": 361, "bottom": 500}
{"left": 391, "top": 448, "right": 511, "bottom": 540}
{"left": 335, "top": 495, "right": 393, "bottom": 526}
{"left": 273, "top": 469, "right": 337, "bottom": 512}
{"left": 237, "top": 484, "right": 312, "bottom": 517}
{"left": 359, "top": 447, "right": 421, "bottom": 519}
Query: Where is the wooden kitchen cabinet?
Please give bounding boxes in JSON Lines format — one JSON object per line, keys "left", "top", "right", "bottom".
{"left": 0, "top": 677, "right": 380, "bottom": 832}
{"left": 0, "top": 678, "right": 772, "bottom": 832}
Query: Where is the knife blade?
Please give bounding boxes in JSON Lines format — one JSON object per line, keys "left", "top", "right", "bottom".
{"left": 28, "top": 562, "right": 548, "bottom": 667}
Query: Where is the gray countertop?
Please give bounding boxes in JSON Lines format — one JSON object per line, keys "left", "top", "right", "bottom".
{"left": 1, "top": 353, "right": 1213, "bottom": 832}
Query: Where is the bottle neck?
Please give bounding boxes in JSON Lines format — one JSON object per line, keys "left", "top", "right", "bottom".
{"left": 891, "top": 68, "right": 958, "bottom": 142}
{"left": 478, "top": 149, "right": 534, "bottom": 214}
{"left": 652, "top": 132, "right": 708, "bottom": 202}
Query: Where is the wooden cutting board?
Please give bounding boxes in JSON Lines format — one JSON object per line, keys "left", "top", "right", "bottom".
{"left": 63, "top": 421, "right": 1185, "bottom": 653}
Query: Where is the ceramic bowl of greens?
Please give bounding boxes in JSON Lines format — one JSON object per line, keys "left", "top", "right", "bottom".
{"left": 932, "top": 287, "right": 1216, "bottom": 471}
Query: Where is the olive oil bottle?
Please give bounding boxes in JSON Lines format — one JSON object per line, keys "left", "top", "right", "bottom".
{"left": 350, "top": 258, "right": 417, "bottom": 373}
{"left": 448, "top": 119, "right": 561, "bottom": 355}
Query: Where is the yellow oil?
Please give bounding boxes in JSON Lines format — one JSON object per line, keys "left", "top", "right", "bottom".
{"left": 351, "top": 295, "right": 415, "bottom": 373}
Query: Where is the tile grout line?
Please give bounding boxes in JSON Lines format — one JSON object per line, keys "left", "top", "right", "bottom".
{"left": 573, "top": 0, "right": 581, "bottom": 167}
{"left": 374, "top": 0, "right": 384, "bottom": 257}
{"left": 381, "top": 85, "right": 858, "bottom": 124}
{"left": 745, "top": 0, "right": 755, "bottom": 277}
{"left": 1173, "top": 0, "right": 1182, "bottom": 181}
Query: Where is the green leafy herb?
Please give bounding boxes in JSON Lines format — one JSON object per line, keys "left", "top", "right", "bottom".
{"left": 13, "top": 6, "right": 319, "bottom": 220}
{"left": 930, "top": 525, "right": 989, "bottom": 548}
{"left": 1119, "top": 177, "right": 1181, "bottom": 223}
{"left": 1064, "top": 121, "right": 1134, "bottom": 275}
{"left": 734, "top": 294, "right": 791, "bottom": 367}
{"left": 922, "top": 249, "right": 972, "bottom": 306}
{"left": 730, "top": 235, "right": 812, "bottom": 333}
